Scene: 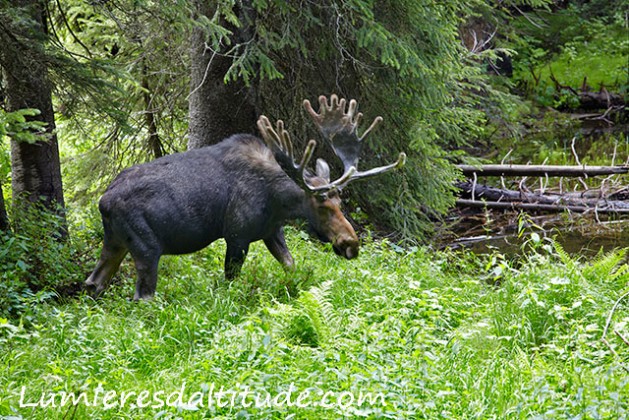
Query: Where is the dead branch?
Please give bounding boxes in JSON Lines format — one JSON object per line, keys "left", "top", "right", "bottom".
{"left": 457, "top": 164, "right": 629, "bottom": 177}
{"left": 456, "top": 180, "right": 629, "bottom": 214}
{"left": 456, "top": 199, "right": 629, "bottom": 214}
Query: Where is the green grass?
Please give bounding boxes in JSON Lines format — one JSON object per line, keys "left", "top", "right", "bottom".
{"left": 1, "top": 229, "right": 629, "bottom": 419}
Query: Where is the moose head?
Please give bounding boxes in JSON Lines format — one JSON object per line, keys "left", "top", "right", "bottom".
{"left": 257, "top": 95, "right": 406, "bottom": 259}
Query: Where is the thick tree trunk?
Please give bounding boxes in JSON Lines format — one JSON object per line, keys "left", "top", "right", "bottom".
{"left": 0, "top": 0, "right": 65, "bottom": 220}
{"left": 0, "top": 182, "right": 8, "bottom": 232}
{"left": 187, "top": 0, "right": 257, "bottom": 149}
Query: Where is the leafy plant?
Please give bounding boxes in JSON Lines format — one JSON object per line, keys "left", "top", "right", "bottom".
{"left": 0, "top": 204, "right": 90, "bottom": 318}
{"left": 2, "top": 230, "right": 627, "bottom": 418}
{"left": 506, "top": 6, "right": 628, "bottom": 104}
{"left": 0, "top": 109, "right": 48, "bottom": 145}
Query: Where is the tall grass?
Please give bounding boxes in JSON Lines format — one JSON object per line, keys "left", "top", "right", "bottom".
{"left": 1, "top": 228, "right": 628, "bottom": 419}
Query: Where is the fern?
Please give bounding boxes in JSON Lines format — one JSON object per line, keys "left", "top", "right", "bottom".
{"left": 306, "top": 280, "right": 339, "bottom": 336}
{"left": 281, "top": 280, "right": 339, "bottom": 347}
{"left": 550, "top": 238, "right": 574, "bottom": 267}
{"left": 582, "top": 248, "right": 628, "bottom": 284}
{"left": 612, "top": 263, "right": 629, "bottom": 282}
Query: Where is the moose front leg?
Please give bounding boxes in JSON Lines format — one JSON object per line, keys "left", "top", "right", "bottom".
{"left": 225, "top": 241, "right": 250, "bottom": 280}
{"left": 263, "top": 228, "right": 294, "bottom": 269}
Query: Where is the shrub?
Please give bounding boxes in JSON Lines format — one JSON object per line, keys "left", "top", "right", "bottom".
{"left": 0, "top": 204, "right": 88, "bottom": 318}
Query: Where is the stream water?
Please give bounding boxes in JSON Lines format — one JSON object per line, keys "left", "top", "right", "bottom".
{"left": 445, "top": 215, "right": 629, "bottom": 257}
{"left": 442, "top": 116, "right": 629, "bottom": 256}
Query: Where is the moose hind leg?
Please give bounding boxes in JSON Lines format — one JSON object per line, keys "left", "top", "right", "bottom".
{"left": 85, "top": 245, "right": 127, "bottom": 296}
{"left": 131, "top": 252, "right": 161, "bottom": 301}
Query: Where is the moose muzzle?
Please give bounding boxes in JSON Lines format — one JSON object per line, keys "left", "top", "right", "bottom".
{"left": 333, "top": 235, "right": 359, "bottom": 259}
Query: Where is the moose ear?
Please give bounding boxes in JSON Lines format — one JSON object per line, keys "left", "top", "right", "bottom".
{"left": 315, "top": 158, "right": 330, "bottom": 182}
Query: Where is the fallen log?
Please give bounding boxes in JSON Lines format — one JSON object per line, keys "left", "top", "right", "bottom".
{"left": 548, "top": 71, "right": 626, "bottom": 110}
{"left": 457, "top": 164, "right": 629, "bottom": 177}
{"left": 578, "top": 91, "right": 625, "bottom": 110}
{"left": 456, "top": 181, "right": 629, "bottom": 214}
{"left": 456, "top": 199, "right": 629, "bottom": 214}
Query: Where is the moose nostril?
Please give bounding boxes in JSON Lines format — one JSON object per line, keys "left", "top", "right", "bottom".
{"left": 345, "top": 246, "right": 358, "bottom": 259}
{"left": 335, "top": 238, "right": 358, "bottom": 260}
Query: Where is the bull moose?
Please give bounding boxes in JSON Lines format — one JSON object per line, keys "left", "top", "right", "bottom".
{"left": 85, "top": 95, "right": 405, "bottom": 300}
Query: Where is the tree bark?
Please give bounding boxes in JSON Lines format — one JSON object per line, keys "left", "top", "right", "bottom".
{"left": 0, "top": 0, "right": 65, "bottom": 220}
{"left": 187, "top": 0, "right": 257, "bottom": 149}
{"left": 0, "top": 182, "right": 9, "bottom": 232}
{"left": 141, "top": 61, "right": 164, "bottom": 159}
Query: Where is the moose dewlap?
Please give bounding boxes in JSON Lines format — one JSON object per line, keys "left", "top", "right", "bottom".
{"left": 85, "top": 94, "right": 406, "bottom": 300}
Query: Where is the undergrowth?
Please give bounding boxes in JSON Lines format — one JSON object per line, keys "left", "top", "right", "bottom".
{"left": 1, "top": 226, "right": 628, "bottom": 418}
{"left": 507, "top": 5, "right": 628, "bottom": 108}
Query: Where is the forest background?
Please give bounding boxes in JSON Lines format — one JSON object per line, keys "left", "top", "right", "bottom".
{"left": 0, "top": 0, "right": 628, "bottom": 418}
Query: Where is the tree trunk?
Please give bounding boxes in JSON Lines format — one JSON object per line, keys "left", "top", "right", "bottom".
{"left": 187, "top": 0, "right": 257, "bottom": 149}
{"left": 141, "top": 61, "right": 164, "bottom": 159}
{"left": 0, "top": 182, "right": 8, "bottom": 232}
{"left": 0, "top": 0, "right": 66, "bottom": 222}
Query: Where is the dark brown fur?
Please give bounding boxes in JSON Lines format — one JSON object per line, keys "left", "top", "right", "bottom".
{"left": 85, "top": 134, "right": 358, "bottom": 300}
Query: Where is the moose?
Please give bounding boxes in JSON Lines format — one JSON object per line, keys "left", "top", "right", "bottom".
{"left": 85, "top": 95, "right": 405, "bottom": 300}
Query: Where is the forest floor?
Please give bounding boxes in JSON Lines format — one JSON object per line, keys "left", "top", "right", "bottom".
{"left": 1, "top": 228, "right": 628, "bottom": 419}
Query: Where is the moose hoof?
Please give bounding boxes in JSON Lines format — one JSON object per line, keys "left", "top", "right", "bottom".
{"left": 83, "top": 281, "right": 103, "bottom": 298}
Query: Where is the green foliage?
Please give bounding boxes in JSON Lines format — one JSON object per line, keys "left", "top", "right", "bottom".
{"left": 1, "top": 228, "right": 628, "bottom": 418}
{"left": 4, "top": 0, "right": 626, "bottom": 245}
{"left": 2, "top": 0, "right": 500, "bottom": 240}
{"left": 0, "top": 109, "right": 48, "bottom": 145}
{"left": 492, "top": 115, "right": 628, "bottom": 171}
{"left": 506, "top": 6, "right": 628, "bottom": 104}
{"left": 47, "top": 0, "right": 192, "bottom": 204}
{"left": 281, "top": 280, "right": 335, "bottom": 347}
{"left": 0, "top": 205, "right": 89, "bottom": 318}
{"left": 195, "top": 0, "right": 499, "bottom": 239}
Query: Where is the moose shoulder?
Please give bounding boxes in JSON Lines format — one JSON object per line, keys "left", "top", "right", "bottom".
{"left": 85, "top": 95, "right": 405, "bottom": 300}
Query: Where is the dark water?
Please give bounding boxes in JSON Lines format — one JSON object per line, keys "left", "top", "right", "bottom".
{"left": 447, "top": 222, "right": 629, "bottom": 257}
{"left": 445, "top": 118, "right": 629, "bottom": 256}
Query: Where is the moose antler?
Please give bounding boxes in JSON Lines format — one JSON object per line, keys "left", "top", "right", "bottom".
{"left": 303, "top": 94, "right": 406, "bottom": 182}
{"left": 256, "top": 116, "right": 355, "bottom": 194}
